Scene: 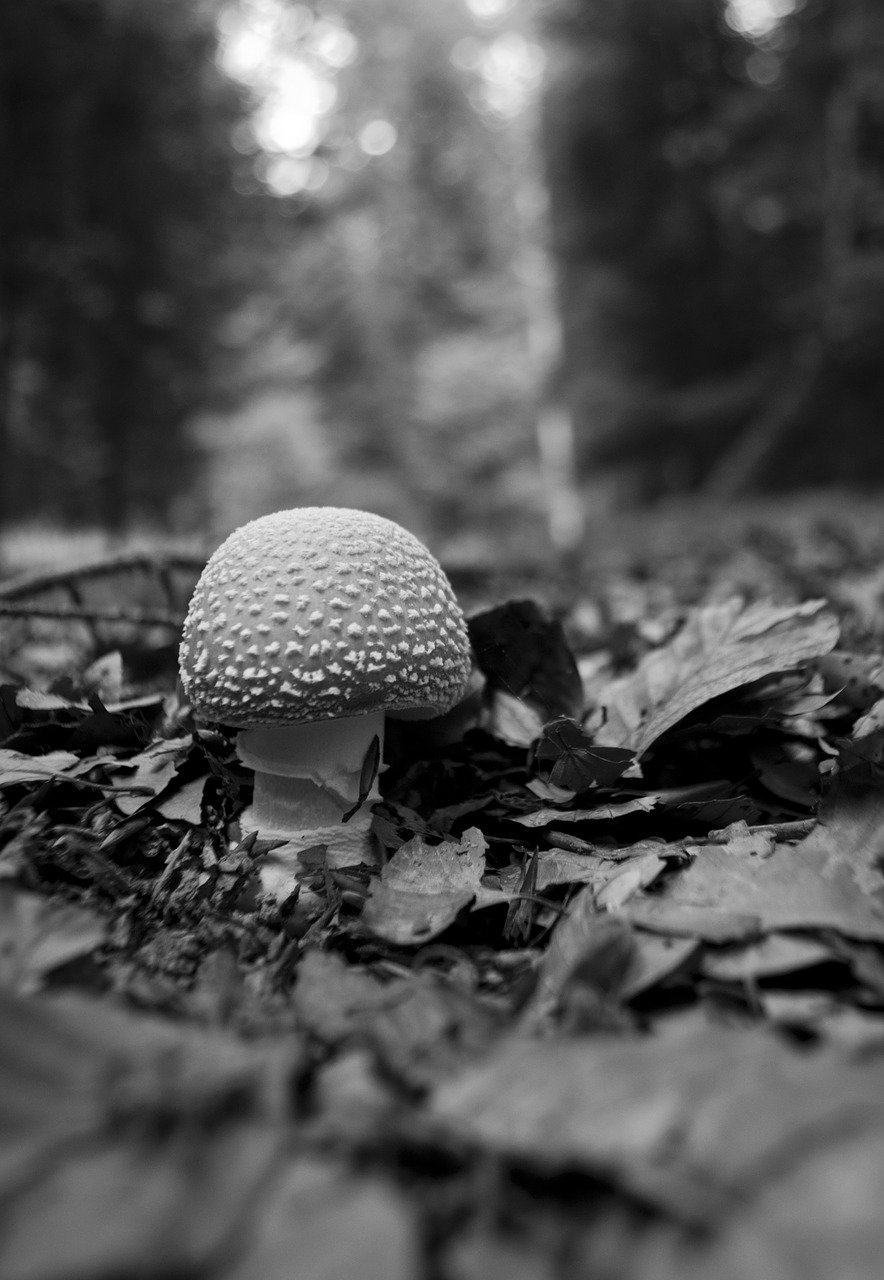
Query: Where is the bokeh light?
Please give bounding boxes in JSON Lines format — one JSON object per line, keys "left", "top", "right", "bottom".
{"left": 725, "top": 0, "right": 803, "bottom": 39}
{"left": 217, "top": 0, "right": 357, "bottom": 195}
{"left": 358, "top": 119, "right": 398, "bottom": 157}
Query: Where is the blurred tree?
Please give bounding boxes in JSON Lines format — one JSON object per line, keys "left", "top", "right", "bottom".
{"left": 215, "top": 0, "right": 549, "bottom": 545}
{"left": 542, "top": 0, "right": 884, "bottom": 498}
{"left": 0, "top": 0, "right": 272, "bottom": 531}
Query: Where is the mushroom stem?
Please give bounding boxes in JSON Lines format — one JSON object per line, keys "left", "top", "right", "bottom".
{"left": 236, "top": 712, "right": 385, "bottom": 849}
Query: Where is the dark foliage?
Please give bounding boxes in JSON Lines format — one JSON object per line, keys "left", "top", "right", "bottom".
{"left": 0, "top": 0, "right": 276, "bottom": 529}
{"left": 543, "top": 0, "right": 884, "bottom": 497}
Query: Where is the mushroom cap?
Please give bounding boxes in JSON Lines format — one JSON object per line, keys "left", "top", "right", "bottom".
{"left": 179, "top": 507, "right": 471, "bottom": 727}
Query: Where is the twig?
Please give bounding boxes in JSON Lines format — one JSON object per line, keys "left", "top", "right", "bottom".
{"left": 0, "top": 551, "right": 205, "bottom": 601}
{"left": 0, "top": 600, "right": 183, "bottom": 627}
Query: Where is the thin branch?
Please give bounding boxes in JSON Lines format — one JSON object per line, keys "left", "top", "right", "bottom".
{"left": 0, "top": 601, "right": 183, "bottom": 628}
{"left": 0, "top": 552, "right": 205, "bottom": 601}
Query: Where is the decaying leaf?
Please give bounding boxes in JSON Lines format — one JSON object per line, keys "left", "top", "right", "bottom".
{"left": 595, "top": 598, "right": 839, "bottom": 757}
{"left": 481, "top": 690, "right": 545, "bottom": 748}
{"left": 431, "top": 1013, "right": 884, "bottom": 1219}
{"left": 103, "top": 737, "right": 192, "bottom": 814}
{"left": 532, "top": 847, "right": 610, "bottom": 891}
{"left": 511, "top": 795, "right": 660, "bottom": 828}
{"left": 701, "top": 933, "right": 833, "bottom": 982}
{"left": 623, "top": 790, "right": 884, "bottom": 943}
{"left": 595, "top": 852, "right": 666, "bottom": 908}
{"left": 293, "top": 949, "right": 500, "bottom": 1084}
{"left": 221, "top": 1158, "right": 419, "bottom": 1280}
{"left": 0, "top": 985, "right": 298, "bottom": 1220}
{"left": 812, "top": 650, "right": 884, "bottom": 710}
{"left": 533, "top": 716, "right": 636, "bottom": 790}
{"left": 360, "top": 827, "right": 487, "bottom": 946}
{"left": 0, "top": 887, "right": 107, "bottom": 993}
{"left": 0, "top": 1123, "right": 280, "bottom": 1280}
{"left": 641, "top": 1127, "right": 884, "bottom": 1280}
{"left": 469, "top": 600, "right": 584, "bottom": 724}
{"left": 0, "top": 749, "right": 83, "bottom": 786}
{"left": 522, "top": 893, "right": 637, "bottom": 1029}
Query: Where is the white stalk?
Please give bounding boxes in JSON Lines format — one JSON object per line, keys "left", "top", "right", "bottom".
{"left": 237, "top": 711, "right": 385, "bottom": 868}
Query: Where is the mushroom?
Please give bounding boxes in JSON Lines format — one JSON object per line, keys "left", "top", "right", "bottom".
{"left": 179, "top": 507, "right": 471, "bottom": 864}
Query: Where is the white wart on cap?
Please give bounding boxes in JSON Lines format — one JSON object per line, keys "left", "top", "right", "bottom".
{"left": 179, "top": 507, "right": 471, "bottom": 726}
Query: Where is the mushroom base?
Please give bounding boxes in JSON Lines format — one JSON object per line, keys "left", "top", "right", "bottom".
{"left": 236, "top": 713, "right": 385, "bottom": 861}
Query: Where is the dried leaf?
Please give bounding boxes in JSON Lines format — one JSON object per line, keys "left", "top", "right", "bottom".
{"left": 812, "top": 650, "right": 884, "bottom": 710}
{"left": 511, "top": 795, "right": 660, "bottom": 828}
{"left": 360, "top": 828, "right": 487, "bottom": 945}
{"left": 701, "top": 934, "right": 833, "bottom": 982}
{"left": 222, "top": 1158, "right": 419, "bottom": 1280}
{"left": 0, "top": 987, "right": 296, "bottom": 1209}
{"left": 105, "top": 737, "right": 191, "bottom": 815}
{"left": 469, "top": 600, "right": 584, "bottom": 723}
{"left": 525, "top": 777, "right": 576, "bottom": 803}
{"left": 703, "top": 820, "right": 777, "bottom": 860}
{"left": 431, "top": 1015, "right": 884, "bottom": 1219}
{"left": 155, "top": 776, "right": 207, "bottom": 824}
{"left": 502, "top": 849, "right": 539, "bottom": 943}
{"left": 522, "top": 892, "right": 636, "bottom": 1028}
{"left": 595, "top": 852, "right": 666, "bottom": 908}
{"left": 293, "top": 950, "right": 499, "bottom": 1084}
{"left": 0, "top": 749, "right": 81, "bottom": 786}
{"left": 0, "top": 887, "right": 107, "bottom": 993}
{"left": 533, "top": 848, "right": 610, "bottom": 891}
{"left": 621, "top": 932, "right": 698, "bottom": 1000}
{"left": 0, "top": 1122, "right": 279, "bottom": 1280}
{"left": 482, "top": 690, "right": 545, "bottom": 748}
{"left": 533, "top": 716, "right": 636, "bottom": 790}
{"left": 625, "top": 791, "right": 884, "bottom": 942}
{"left": 596, "top": 598, "right": 839, "bottom": 757}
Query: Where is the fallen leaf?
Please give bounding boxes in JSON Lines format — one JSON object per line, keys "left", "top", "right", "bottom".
{"left": 595, "top": 598, "right": 839, "bottom": 757}
{"left": 511, "top": 795, "right": 660, "bottom": 827}
{"left": 533, "top": 848, "right": 610, "bottom": 891}
{"left": 104, "top": 737, "right": 192, "bottom": 815}
{"left": 481, "top": 690, "right": 545, "bottom": 748}
{"left": 595, "top": 852, "right": 666, "bottom": 908}
{"left": 361, "top": 828, "right": 487, "bottom": 946}
{"left": 431, "top": 1014, "right": 884, "bottom": 1220}
{"left": 0, "top": 987, "right": 296, "bottom": 1208}
{"left": 293, "top": 951, "right": 393, "bottom": 1045}
{"left": 534, "top": 717, "right": 635, "bottom": 790}
{"left": 627, "top": 1129, "right": 884, "bottom": 1280}
{"left": 0, "top": 1125, "right": 279, "bottom": 1280}
{"left": 522, "top": 892, "right": 637, "bottom": 1029}
{"left": 468, "top": 600, "right": 584, "bottom": 723}
{"left": 701, "top": 820, "right": 776, "bottom": 860}
{"left": 155, "top": 776, "right": 207, "bottom": 824}
{"left": 293, "top": 950, "right": 500, "bottom": 1084}
{"left": 758, "top": 990, "right": 837, "bottom": 1029}
{"left": 0, "top": 887, "right": 107, "bottom": 994}
{"left": 0, "top": 749, "right": 81, "bottom": 786}
{"left": 525, "top": 777, "right": 576, "bottom": 803}
{"left": 221, "top": 1157, "right": 419, "bottom": 1280}
{"left": 623, "top": 791, "right": 884, "bottom": 943}
{"left": 442, "top": 1227, "right": 559, "bottom": 1280}
{"left": 701, "top": 934, "right": 833, "bottom": 982}
{"left": 621, "top": 931, "right": 699, "bottom": 1000}
{"left": 812, "top": 650, "right": 884, "bottom": 710}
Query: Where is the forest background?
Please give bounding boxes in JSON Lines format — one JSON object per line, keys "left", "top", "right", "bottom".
{"left": 2, "top": 0, "right": 884, "bottom": 572}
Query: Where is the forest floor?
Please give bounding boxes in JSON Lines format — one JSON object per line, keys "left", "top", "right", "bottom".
{"left": 2, "top": 492, "right": 884, "bottom": 1280}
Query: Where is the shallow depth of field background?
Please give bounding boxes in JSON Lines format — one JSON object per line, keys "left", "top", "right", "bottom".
{"left": 2, "top": 0, "right": 883, "bottom": 574}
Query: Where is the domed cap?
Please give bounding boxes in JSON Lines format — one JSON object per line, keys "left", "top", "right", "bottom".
{"left": 179, "top": 507, "right": 471, "bottom": 727}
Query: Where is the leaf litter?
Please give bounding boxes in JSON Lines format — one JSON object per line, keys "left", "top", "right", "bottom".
{"left": 3, "top": 544, "right": 884, "bottom": 1277}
